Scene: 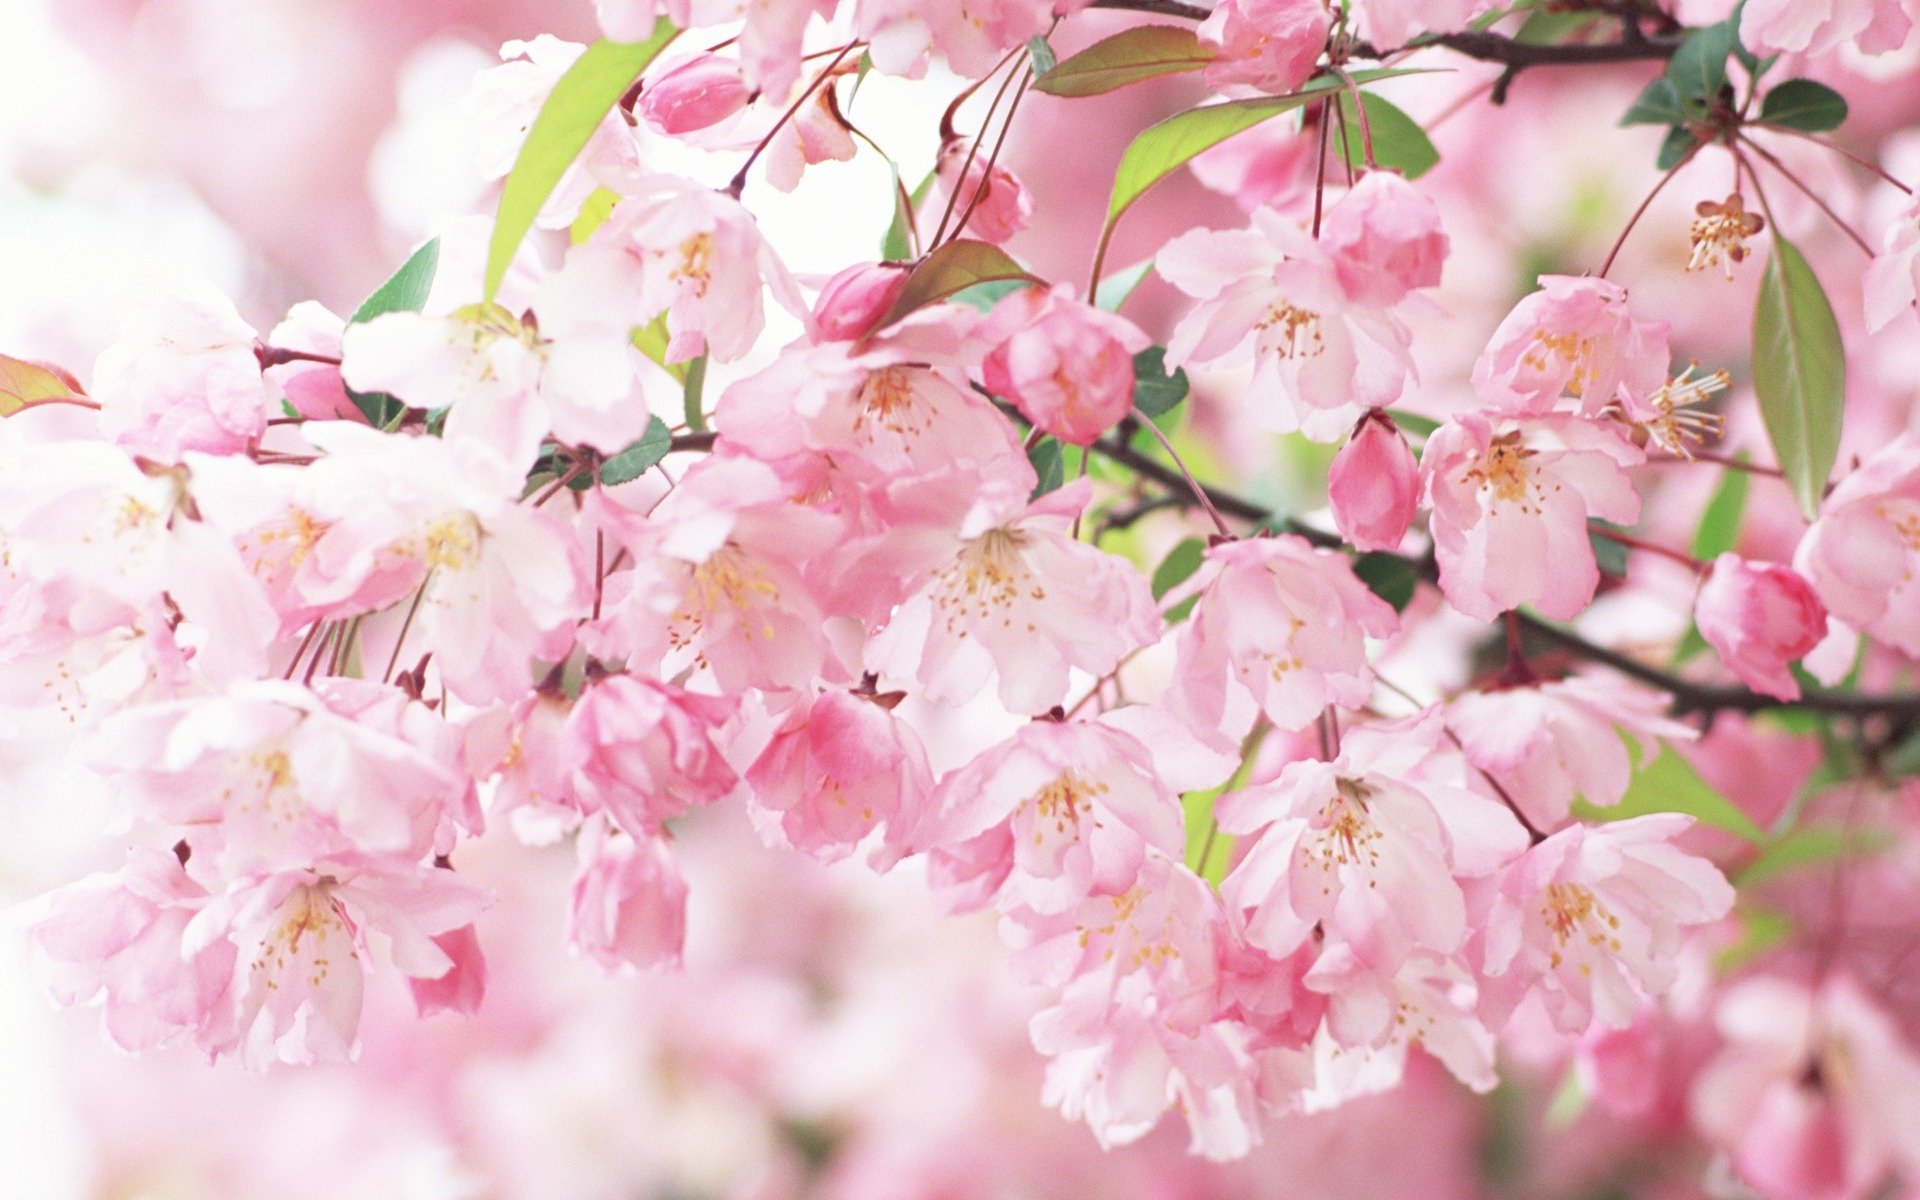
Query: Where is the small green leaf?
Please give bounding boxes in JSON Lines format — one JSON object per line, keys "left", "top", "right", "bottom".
{"left": 948, "top": 278, "right": 1032, "bottom": 312}
{"left": 879, "top": 239, "right": 1042, "bottom": 327}
{"left": 1094, "top": 259, "right": 1154, "bottom": 312}
{"left": 1737, "top": 824, "right": 1893, "bottom": 886}
{"left": 598, "top": 416, "right": 673, "bottom": 485}
{"left": 1691, "top": 455, "right": 1751, "bottom": 560}
{"left": 345, "top": 238, "right": 442, "bottom": 426}
{"left": 881, "top": 169, "right": 935, "bottom": 263}
{"left": 570, "top": 186, "right": 621, "bottom": 245}
{"left": 1672, "top": 622, "right": 1711, "bottom": 667}
{"left": 0, "top": 354, "right": 79, "bottom": 415}
{"left": 1573, "top": 742, "right": 1766, "bottom": 843}
{"left": 1384, "top": 408, "right": 1440, "bottom": 439}
{"left": 1753, "top": 236, "right": 1845, "bottom": 519}
{"left": 1621, "top": 77, "right": 1689, "bottom": 126}
{"left": 1589, "top": 522, "right": 1630, "bottom": 577}
{"left": 1666, "top": 19, "right": 1734, "bottom": 103}
{"left": 1717, "top": 907, "right": 1792, "bottom": 972}
{"left": 1151, "top": 537, "right": 1206, "bottom": 600}
{"left": 1353, "top": 551, "right": 1418, "bottom": 612}
{"left": 1028, "top": 437, "right": 1065, "bottom": 498}
{"left": 1515, "top": 8, "right": 1605, "bottom": 44}
{"left": 1133, "top": 347, "right": 1189, "bottom": 418}
{"left": 1656, "top": 125, "right": 1700, "bottom": 171}
{"left": 486, "top": 23, "right": 679, "bottom": 299}
{"left": 1334, "top": 91, "right": 1440, "bottom": 180}
{"left": 1025, "top": 34, "right": 1057, "bottom": 76}
{"left": 1760, "top": 78, "right": 1849, "bottom": 132}
{"left": 1034, "top": 25, "right": 1214, "bottom": 97}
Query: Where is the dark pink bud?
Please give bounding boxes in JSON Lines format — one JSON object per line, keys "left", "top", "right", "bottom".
{"left": 811, "top": 262, "right": 910, "bottom": 341}
{"left": 638, "top": 54, "right": 749, "bottom": 136}
{"left": 1328, "top": 411, "right": 1419, "bottom": 552}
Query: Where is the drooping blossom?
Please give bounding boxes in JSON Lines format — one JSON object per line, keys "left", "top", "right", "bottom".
{"left": 1695, "top": 554, "right": 1829, "bottom": 701}
{"left": 1197, "top": 0, "right": 1331, "bottom": 95}
{"left": 853, "top": 0, "right": 1056, "bottom": 80}
{"left": 1447, "top": 673, "right": 1695, "bottom": 833}
{"left": 978, "top": 285, "right": 1149, "bottom": 446}
{"left": 559, "top": 672, "right": 739, "bottom": 838}
{"left": 1794, "top": 430, "right": 1920, "bottom": 655}
{"left": 637, "top": 53, "right": 752, "bottom": 136}
{"left": 1478, "top": 814, "right": 1734, "bottom": 1033}
{"left": 929, "top": 138, "right": 1035, "bottom": 244}
{"left": 1303, "top": 945, "right": 1499, "bottom": 1094}
{"left": 1166, "top": 534, "right": 1400, "bottom": 739}
{"left": 1422, "top": 412, "right": 1642, "bottom": 621}
{"left": 1471, "top": 276, "right": 1670, "bottom": 418}
{"left": 810, "top": 261, "right": 911, "bottom": 341}
{"left": 567, "top": 817, "right": 691, "bottom": 972}
{"left": 1317, "top": 171, "right": 1450, "bottom": 307}
{"left": 1328, "top": 409, "right": 1420, "bottom": 552}
{"left": 91, "top": 285, "right": 271, "bottom": 461}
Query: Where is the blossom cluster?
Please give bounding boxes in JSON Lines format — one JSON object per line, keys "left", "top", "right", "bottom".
{"left": 13, "top": 0, "right": 1920, "bottom": 1194}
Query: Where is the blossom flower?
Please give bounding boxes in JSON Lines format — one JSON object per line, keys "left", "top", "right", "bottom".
{"left": 1166, "top": 534, "right": 1400, "bottom": 739}
{"left": 1217, "top": 714, "right": 1529, "bottom": 970}
{"left": 92, "top": 285, "right": 271, "bottom": 461}
{"left": 978, "top": 285, "right": 1150, "bottom": 446}
{"left": 1478, "top": 814, "right": 1734, "bottom": 1033}
{"left": 265, "top": 302, "right": 361, "bottom": 422}
{"left": 742, "top": 689, "right": 936, "bottom": 867}
{"left": 469, "top": 36, "right": 641, "bottom": 229}
{"left": 1328, "top": 409, "right": 1420, "bottom": 552}
{"left": 559, "top": 672, "right": 739, "bottom": 838}
{"left": 637, "top": 53, "right": 751, "bottom": 136}
{"left": 1160, "top": 205, "right": 1421, "bottom": 438}
{"left": 1471, "top": 276, "right": 1670, "bottom": 418}
{"left": 863, "top": 479, "right": 1161, "bottom": 714}
{"left": 1741, "top": 0, "right": 1914, "bottom": 57}
{"left": 1317, "top": 171, "right": 1450, "bottom": 307}
{"left": 1422, "top": 411, "right": 1642, "bottom": 621}
{"left": 810, "top": 262, "right": 912, "bottom": 341}
{"left": 1197, "top": 0, "right": 1331, "bottom": 95}
{"left": 929, "top": 138, "right": 1035, "bottom": 243}
{"left": 1350, "top": 0, "right": 1495, "bottom": 45}
{"left": 1865, "top": 195, "right": 1920, "bottom": 332}
{"left": 1447, "top": 673, "right": 1695, "bottom": 833}
{"left": 1695, "top": 554, "right": 1829, "bottom": 701}
{"left": 853, "top": 0, "right": 1057, "bottom": 80}
{"left": 567, "top": 819, "right": 690, "bottom": 972}
{"left": 1303, "top": 944, "right": 1499, "bottom": 1094}
{"left": 1794, "top": 430, "right": 1920, "bottom": 655}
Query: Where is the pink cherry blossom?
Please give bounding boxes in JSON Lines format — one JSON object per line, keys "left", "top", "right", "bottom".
{"left": 978, "top": 285, "right": 1150, "bottom": 446}
{"left": 1864, "top": 195, "right": 1920, "bottom": 332}
{"left": 1166, "top": 534, "right": 1400, "bottom": 739}
{"left": 1695, "top": 554, "right": 1829, "bottom": 701}
{"left": 470, "top": 37, "right": 641, "bottom": 230}
{"left": 1351, "top": 0, "right": 1495, "bottom": 45}
{"left": 407, "top": 922, "right": 488, "bottom": 1017}
{"left": 567, "top": 818, "right": 690, "bottom": 972}
{"left": 1795, "top": 429, "right": 1920, "bottom": 655}
{"left": 742, "top": 688, "right": 936, "bottom": 867}
{"left": 1478, "top": 814, "right": 1733, "bottom": 1033}
{"left": 854, "top": 0, "right": 1052, "bottom": 80}
{"left": 1197, "top": 0, "right": 1331, "bottom": 95}
{"left": 810, "top": 261, "right": 911, "bottom": 341}
{"left": 1318, "top": 171, "right": 1450, "bottom": 307}
{"left": 1423, "top": 411, "right": 1643, "bottom": 621}
{"left": 1328, "top": 409, "right": 1420, "bottom": 552}
{"left": 559, "top": 672, "right": 739, "bottom": 838}
{"left": 930, "top": 139, "right": 1035, "bottom": 244}
{"left": 92, "top": 285, "right": 271, "bottom": 461}
{"left": 637, "top": 53, "right": 751, "bottom": 136}
{"left": 265, "top": 302, "right": 361, "bottom": 422}
{"left": 1303, "top": 945, "right": 1499, "bottom": 1093}
{"left": 1471, "top": 276, "right": 1670, "bottom": 418}
{"left": 1741, "top": 0, "right": 1914, "bottom": 57}
{"left": 1447, "top": 673, "right": 1695, "bottom": 833}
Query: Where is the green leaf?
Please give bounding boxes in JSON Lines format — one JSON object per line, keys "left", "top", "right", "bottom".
{"left": 949, "top": 278, "right": 1032, "bottom": 312}
{"left": 1672, "top": 621, "right": 1711, "bottom": 667}
{"left": 1716, "top": 907, "right": 1792, "bottom": 972}
{"left": 1094, "top": 258, "right": 1154, "bottom": 312}
{"left": 1666, "top": 19, "right": 1734, "bottom": 103}
{"left": 1515, "top": 8, "right": 1605, "bottom": 44}
{"left": 1028, "top": 437, "right": 1065, "bottom": 498}
{"left": 1573, "top": 742, "right": 1766, "bottom": 843}
{"left": 1656, "top": 125, "right": 1700, "bottom": 171}
{"left": 1026, "top": 34, "right": 1057, "bottom": 76}
{"left": 1133, "top": 347, "right": 1189, "bottom": 418}
{"left": 1151, "top": 537, "right": 1206, "bottom": 600}
{"left": 631, "top": 315, "right": 690, "bottom": 383}
{"left": 485, "top": 23, "right": 678, "bottom": 299}
{"left": 1384, "top": 408, "right": 1440, "bottom": 439}
{"left": 1589, "top": 523, "right": 1629, "bottom": 577}
{"left": 1760, "top": 78, "right": 1848, "bottom": 132}
{"left": 350, "top": 237, "right": 441, "bottom": 325}
{"left": 879, "top": 239, "right": 1041, "bottom": 327}
{"left": 1691, "top": 455, "right": 1751, "bottom": 559}
{"left": 1753, "top": 236, "right": 1845, "bottom": 519}
{"left": 570, "top": 186, "right": 621, "bottom": 245}
{"left": 881, "top": 169, "right": 934, "bottom": 263}
{"left": 1736, "top": 824, "right": 1893, "bottom": 886}
{"left": 1621, "top": 77, "right": 1689, "bottom": 126}
{"left": 1104, "top": 70, "right": 1419, "bottom": 229}
{"left": 1353, "top": 551, "right": 1418, "bottom": 612}
{"left": 1034, "top": 25, "right": 1214, "bottom": 97}
{"left": 344, "top": 238, "right": 442, "bottom": 426}
{"left": 598, "top": 416, "right": 673, "bottom": 485}
{"left": 1334, "top": 91, "right": 1440, "bottom": 180}
{"left": 0, "top": 354, "right": 79, "bottom": 415}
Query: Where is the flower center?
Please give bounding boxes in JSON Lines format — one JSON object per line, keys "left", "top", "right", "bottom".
{"left": 1540, "top": 881, "right": 1622, "bottom": 970}
{"left": 1256, "top": 301, "right": 1324, "bottom": 359}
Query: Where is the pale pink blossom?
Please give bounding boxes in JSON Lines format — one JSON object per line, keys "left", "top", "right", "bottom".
{"left": 1479, "top": 814, "right": 1734, "bottom": 1033}
{"left": 978, "top": 285, "right": 1149, "bottom": 446}
{"left": 1447, "top": 673, "right": 1695, "bottom": 833}
{"left": 1166, "top": 534, "right": 1400, "bottom": 738}
{"left": 599, "top": 0, "right": 829, "bottom": 95}
{"left": 1328, "top": 409, "right": 1420, "bottom": 552}
{"left": 469, "top": 36, "right": 640, "bottom": 229}
{"left": 1795, "top": 429, "right": 1920, "bottom": 655}
{"left": 92, "top": 285, "right": 271, "bottom": 461}
{"left": 1351, "top": 0, "right": 1495, "bottom": 45}
{"left": 855, "top": 0, "right": 1052, "bottom": 80}
{"left": 742, "top": 689, "right": 936, "bottom": 867}
{"left": 761, "top": 76, "right": 859, "bottom": 192}
{"left": 930, "top": 139, "right": 1034, "bottom": 244}
{"left": 567, "top": 818, "right": 690, "bottom": 972}
{"left": 1693, "top": 976, "right": 1920, "bottom": 1200}
{"left": 1423, "top": 412, "right": 1643, "bottom": 621}
{"left": 1742, "top": 0, "right": 1915, "bottom": 57}
{"left": 1696, "top": 554, "right": 1829, "bottom": 701}
{"left": 265, "top": 302, "right": 361, "bottom": 422}
{"left": 1319, "top": 171, "right": 1450, "bottom": 307}
{"left": 1160, "top": 205, "right": 1419, "bottom": 438}
{"left": 1471, "top": 276, "right": 1670, "bottom": 418}
{"left": 1304, "top": 945, "right": 1499, "bottom": 1093}
{"left": 1197, "top": 0, "right": 1330, "bottom": 95}
{"left": 407, "top": 923, "right": 488, "bottom": 1017}
{"left": 862, "top": 479, "right": 1161, "bottom": 714}
{"left": 559, "top": 672, "right": 739, "bottom": 838}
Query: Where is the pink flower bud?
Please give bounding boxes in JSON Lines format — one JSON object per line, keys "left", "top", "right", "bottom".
{"left": 811, "top": 261, "right": 910, "bottom": 341}
{"left": 980, "top": 286, "right": 1149, "bottom": 446}
{"left": 1321, "top": 172, "right": 1450, "bottom": 306}
{"left": 1695, "top": 554, "right": 1828, "bottom": 701}
{"left": 1328, "top": 411, "right": 1419, "bottom": 552}
{"left": 637, "top": 54, "right": 749, "bottom": 136}
{"left": 935, "top": 141, "right": 1034, "bottom": 244}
